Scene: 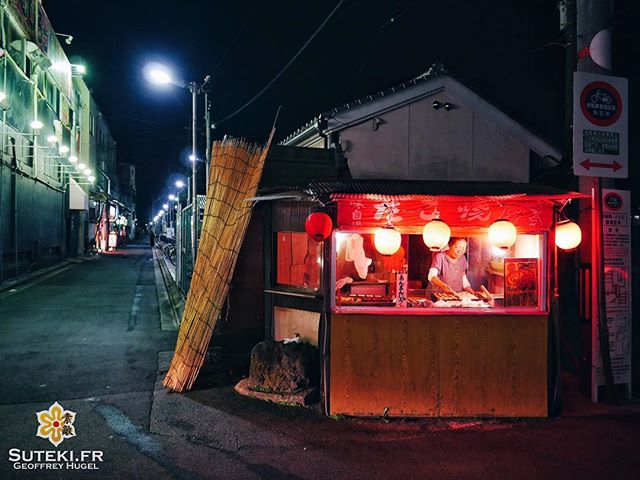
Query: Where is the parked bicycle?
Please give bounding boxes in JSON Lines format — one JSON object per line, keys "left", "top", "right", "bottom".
{"left": 155, "top": 236, "right": 177, "bottom": 265}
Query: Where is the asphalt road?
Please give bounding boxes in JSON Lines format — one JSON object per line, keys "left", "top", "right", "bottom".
{"left": 0, "top": 244, "right": 638, "bottom": 480}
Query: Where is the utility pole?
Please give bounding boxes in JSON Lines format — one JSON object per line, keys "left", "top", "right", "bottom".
{"left": 575, "top": 0, "right": 618, "bottom": 403}
{"left": 204, "top": 91, "right": 212, "bottom": 192}
{"left": 188, "top": 82, "right": 198, "bottom": 265}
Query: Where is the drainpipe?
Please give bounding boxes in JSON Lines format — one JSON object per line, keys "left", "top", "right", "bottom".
{"left": 0, "top": 8, "right": 5, "bottom": 283}
{"left": 10, "top": 136, "right": 17, "bottom": 278}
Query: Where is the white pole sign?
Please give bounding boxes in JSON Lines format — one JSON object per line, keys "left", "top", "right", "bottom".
{"left": 573, "top": 72, "right": 628, "bottom": 179}
{"left": 592, "top": 189, "right": 632, "bottom": 401}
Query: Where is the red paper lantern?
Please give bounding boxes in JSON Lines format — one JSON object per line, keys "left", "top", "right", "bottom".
{"left": 305, "top": 212, "right": 332, "bottom": 242}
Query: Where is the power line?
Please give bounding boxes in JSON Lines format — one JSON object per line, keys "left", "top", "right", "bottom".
{"left": 210, "top": 0, "right": 261, "bottom": 77}
{"left": 215, "top": 0, "right": 346, "bottom": 126}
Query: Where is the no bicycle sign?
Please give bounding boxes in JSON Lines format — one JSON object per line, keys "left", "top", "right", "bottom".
{"left": 573, "top": 72, "right": 628, "bottom": 179}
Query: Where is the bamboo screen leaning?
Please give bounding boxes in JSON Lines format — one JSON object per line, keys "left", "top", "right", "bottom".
{"left": 164, "top": 133, "right": 273, "bottom": 392}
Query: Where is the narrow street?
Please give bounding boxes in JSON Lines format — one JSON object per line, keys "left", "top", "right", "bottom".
{"left": 0, "top": 244, "right": 638, "bottom": 479}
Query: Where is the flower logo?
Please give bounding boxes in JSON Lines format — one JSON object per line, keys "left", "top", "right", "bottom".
{"left": 36, "top": 402, "right": 76, "bottom": 447}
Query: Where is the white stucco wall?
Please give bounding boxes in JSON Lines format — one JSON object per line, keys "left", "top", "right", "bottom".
{"left": 338, "top": 92, "right": 529, "bottom": 182}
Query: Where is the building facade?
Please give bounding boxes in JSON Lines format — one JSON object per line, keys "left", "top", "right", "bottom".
{"left": 0, "top": 1, "right": 128, "bottom": 283}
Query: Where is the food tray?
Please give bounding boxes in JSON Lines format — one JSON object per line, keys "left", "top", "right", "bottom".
{"left": 339, "top": 294, "right": 396, "bottom": 307}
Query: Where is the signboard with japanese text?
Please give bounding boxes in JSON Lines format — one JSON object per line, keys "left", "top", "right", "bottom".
{"left": 335, "top": 199, "right": 554, "bottom": 232}
{"left": 573, "top": 72, "right": 628, "bottom": 178}
{"left": 503, "top": 258, "right": 539, "bottom": 308}
{"left": 592, "top": 189, "right": 632, "bottom": 398}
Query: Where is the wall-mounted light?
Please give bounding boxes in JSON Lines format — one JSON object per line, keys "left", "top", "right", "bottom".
{"left": 55, "top": 33, "right": 73, "bottom": 45}
{"left": 432, "top": 100, "right": 454, "bottom": 111}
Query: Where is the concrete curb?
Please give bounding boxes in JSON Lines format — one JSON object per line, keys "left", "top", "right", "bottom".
{"left": 152, "top": 249, "right": 183, "bottom": 331}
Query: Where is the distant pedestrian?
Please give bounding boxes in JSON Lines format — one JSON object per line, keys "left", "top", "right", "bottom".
{"left": 149, "top": 231, "right": 155, "bottom": 247}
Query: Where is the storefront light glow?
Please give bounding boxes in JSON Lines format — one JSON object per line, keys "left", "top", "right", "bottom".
{"left": 488, "top": 219, "right": 517, "bottom": 250}
{"left": 555, "top": 220, "right": 582, "bottom": 251}
{"left": 491, "top": 246, "right": 508, "bottom": 257}
{"left": 422, "top": 219, "right": 451, "bottom": 251}
{"left": 374, "top": 225, "right": 402, "bottom": 256}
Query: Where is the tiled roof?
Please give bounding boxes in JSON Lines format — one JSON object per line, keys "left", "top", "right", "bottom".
{"left": 280, "top": 64, "right": 450, "bottom": 145}
{"left": 304, "top": 180, "right": 586, "bottom": 201}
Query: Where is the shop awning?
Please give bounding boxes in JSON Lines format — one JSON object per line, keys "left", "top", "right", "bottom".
{"left": 304, "top": 180, "right": 588, "bottom": 203}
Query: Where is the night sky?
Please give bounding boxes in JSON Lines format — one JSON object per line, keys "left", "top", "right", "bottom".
{"left": 44, "top": 0, "right": 638, "bottom": 221}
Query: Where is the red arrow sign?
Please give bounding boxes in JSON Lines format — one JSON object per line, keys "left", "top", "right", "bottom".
{"left": 580, "top": 159, "right": 623, "bottom": 172}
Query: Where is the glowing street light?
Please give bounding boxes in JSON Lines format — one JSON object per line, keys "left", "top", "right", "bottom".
{"left": 163, "top": 204, "right": 169, "bottom": 210}
{"left": 30, "top": 119, "right": 43, "bottom": 130}
{"left": 175, "top": 180, "right": 185, "bottom": 189}
{"left": 59, "top": 145, "right": 69, "bottom": 154}
{"left": 168, "top": 194, "right": 176, "bottom": 201}
{"left": 148, "top": 68, "right": 173, "bottom": 85}
{"left": 145, "top": 62, "right": 209, "bottom": 266}
{"left": 47, "top": 135, "right": 58, "bottom": 143}
{"left": 68, "top": 155, "right": 78, "bottom": 163}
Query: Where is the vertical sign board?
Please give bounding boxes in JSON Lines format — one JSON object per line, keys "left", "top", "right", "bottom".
{"left": 592, "top": 189, "right": 632, "bottom": 400}
{"left": 573, "top": 72, "right": 628, "bottom": 179}
{"left": 504, "top": 258, "right": 539, "bottom": 308}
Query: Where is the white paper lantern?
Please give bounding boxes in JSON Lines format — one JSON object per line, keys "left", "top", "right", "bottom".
{"left": 555, "top": 220, "right": 582, "bottom": 251}
{"left": 374, "top": 226, "right": 401, "bottom": 256}
{"left": 488, "top": 219, "right": 517, "bottom": 249}
{"left": 422, "top": 219, "right": 451, "bottom": 251}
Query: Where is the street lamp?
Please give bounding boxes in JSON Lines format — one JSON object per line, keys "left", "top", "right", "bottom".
{"left": 145, "top": 62, "right": 210, "bottom": 266}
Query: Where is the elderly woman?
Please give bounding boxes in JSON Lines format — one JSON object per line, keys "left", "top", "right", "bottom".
{"left": 427, "top": 237, "right": 476, "bottom": 295}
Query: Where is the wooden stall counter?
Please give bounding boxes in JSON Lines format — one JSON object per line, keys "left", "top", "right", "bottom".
{"left": 329, "top": 313, "right": 547, "bottom": 418}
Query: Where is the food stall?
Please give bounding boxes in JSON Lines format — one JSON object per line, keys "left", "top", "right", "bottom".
{"left": 272, "top": 180, "right": 586, "bottom": 418}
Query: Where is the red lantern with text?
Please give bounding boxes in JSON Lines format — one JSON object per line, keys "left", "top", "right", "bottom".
{"left": 305, "top": 212, "right": 332, "bottom": 242}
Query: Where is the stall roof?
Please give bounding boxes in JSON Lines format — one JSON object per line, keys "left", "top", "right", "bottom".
{"left": 304, "top": 180, "right": 587, "bottom": 202}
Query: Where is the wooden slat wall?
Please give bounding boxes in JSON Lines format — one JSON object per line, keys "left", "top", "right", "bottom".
{"left": 330, "top": 314, "right": 548, "bottom": 417}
